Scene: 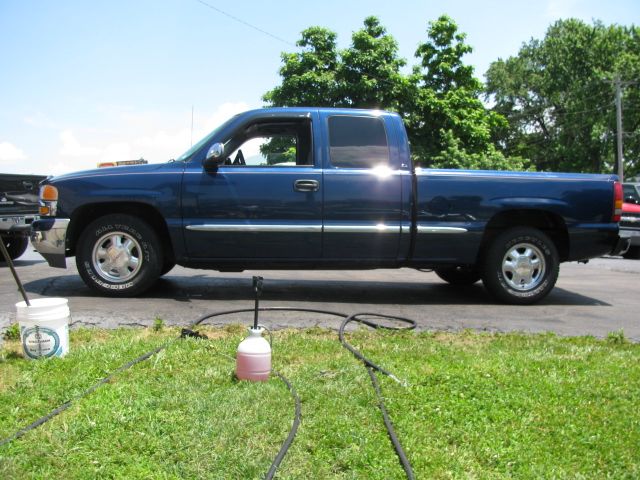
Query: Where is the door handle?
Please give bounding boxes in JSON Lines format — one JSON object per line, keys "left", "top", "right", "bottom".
{"left": 294, "top": 179, "right": 320, "bottom": 192}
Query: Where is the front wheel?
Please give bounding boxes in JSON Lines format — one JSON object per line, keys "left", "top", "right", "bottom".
{"left": 482, "top": 227, "right": 559, "bottom": 305}
{"left": 76, "top": 214, "right": 162, "bottom": 296}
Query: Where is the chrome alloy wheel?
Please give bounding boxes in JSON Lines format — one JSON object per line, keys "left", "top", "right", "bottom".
{"left": 92, "top": 231, "right": 142, "bottom": 282}
{"left": 501, "top": 242, "right": 546, "bottom": 291}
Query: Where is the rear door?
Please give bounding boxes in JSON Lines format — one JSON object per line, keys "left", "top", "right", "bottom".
{"left": 321, "top": 113, "right": 405, "bottom": 263}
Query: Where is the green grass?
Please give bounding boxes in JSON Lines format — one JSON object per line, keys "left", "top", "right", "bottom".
{"left": 1, "top": 326, "right": 639, "bottom": 479}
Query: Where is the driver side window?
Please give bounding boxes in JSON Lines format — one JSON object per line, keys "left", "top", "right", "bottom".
{"left": 225, "top": 135, "right": 298, "bottom": 167}
{"left": 222, "top": 119, "right": 313, "bottom": 167}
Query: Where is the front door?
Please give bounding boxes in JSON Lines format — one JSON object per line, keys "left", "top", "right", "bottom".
{"left": 181, "top": 116, "right": 322, "bottom": 263}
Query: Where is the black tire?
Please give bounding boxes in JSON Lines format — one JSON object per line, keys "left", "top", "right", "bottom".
{"left": 482, "top": 227, "right": 559, "bottom": 305}
{"left": 435, "top": 267, "right": 481, "bottom": 286}
{"left": 1, "top": 235, "right": 29, "bottom": 261}
{"left": 622, "top": 246, "right": 640, "bottom": 260}
{"left": 75, "top": 214, "right": 163, "bottom": 296}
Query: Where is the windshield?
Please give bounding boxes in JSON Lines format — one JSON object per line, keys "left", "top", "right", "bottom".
{"left": 174, "top": 114, "right": 239, "bottom": 162}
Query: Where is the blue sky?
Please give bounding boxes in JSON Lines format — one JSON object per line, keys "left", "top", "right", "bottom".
{"left": 1, "top": 0, "right": 638, "bottom": 175}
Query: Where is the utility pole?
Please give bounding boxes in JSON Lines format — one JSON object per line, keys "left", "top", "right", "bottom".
{"left": 614, "top": 75, "right": 624, "bottom": 182}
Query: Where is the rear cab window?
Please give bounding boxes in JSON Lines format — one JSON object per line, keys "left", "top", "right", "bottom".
{"left": 327, "top": 115, "right": 390, "bottom": 169}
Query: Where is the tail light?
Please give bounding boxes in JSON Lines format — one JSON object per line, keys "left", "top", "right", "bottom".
{"left": 613, "top": 181, "right": 623, "bottom": 222}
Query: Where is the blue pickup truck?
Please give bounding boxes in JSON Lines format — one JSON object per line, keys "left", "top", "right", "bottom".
{"left": 31, "top": 107, "right": 626, "bottom": 304}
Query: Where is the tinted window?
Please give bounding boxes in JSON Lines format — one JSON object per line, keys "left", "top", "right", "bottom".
{"left": 328, "top": 116, "right": 389, "bottom": 168}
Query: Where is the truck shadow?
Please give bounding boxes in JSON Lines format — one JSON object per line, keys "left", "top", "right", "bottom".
{"left": 23, "top": 274, "right": 611, "bottom": 307}
{"left": 1, "top": 258, "right": 47, "bottom": 267}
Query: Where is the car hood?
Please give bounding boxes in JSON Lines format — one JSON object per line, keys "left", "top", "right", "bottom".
{"left": 48, "top": 162, "right": 173, "bottom": 184}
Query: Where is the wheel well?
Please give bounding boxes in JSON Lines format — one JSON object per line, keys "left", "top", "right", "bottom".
{"left": 479, "top": 210, "right": 569, "bottom": 262}
{"left": 68, "top": 203, "right": 175, "bottom": 262}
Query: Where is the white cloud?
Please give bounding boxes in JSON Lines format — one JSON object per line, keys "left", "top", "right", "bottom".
{"left": 100, "top": 142, "right": 133, "bottom": 163}
{"left": 546, "top": 0, "right": 580, "bottom": 19}
{"left": 198, "top": 102, "right": 249, "bottom": 137}
{"left": 132, "top": 128, "right": 191, "bottom": 160}
{"left": 0, "top": 141, "right": 27, "bottom": 166}
{"left": 23, "top": 111, "right": 58, "bottom": 129}
{"left": 59, "top": 130, "right": 101, "bottom": 157}
{"left": 33, "top": 101, "right": 255, "bottom": 175}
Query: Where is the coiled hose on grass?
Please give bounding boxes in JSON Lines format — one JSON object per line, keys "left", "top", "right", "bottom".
{"left": 1, "top": 307, "right": 417, "bottom": 479}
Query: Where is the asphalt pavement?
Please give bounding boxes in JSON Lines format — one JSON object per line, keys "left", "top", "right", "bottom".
{"left": 2, "top": 249, "right": 639, "bottom": 341}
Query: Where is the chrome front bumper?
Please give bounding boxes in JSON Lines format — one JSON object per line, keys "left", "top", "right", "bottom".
{"left": 30, "top": 218, "right": 70, "bottom": 268}
{"left": 0, "top": 214, "right": 39, "bottom": 233}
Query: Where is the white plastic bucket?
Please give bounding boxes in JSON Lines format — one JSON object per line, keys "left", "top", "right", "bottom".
{"left": 16, "top": 298, "right": 70, "bottom": 359}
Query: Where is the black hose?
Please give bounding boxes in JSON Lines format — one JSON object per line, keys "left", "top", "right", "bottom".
{"left": 194, "top": 308, "right": 416, "bottom": 479}
{"left": 339, "top": 313, "right": 416, "bottom": 480}
{"left": 1, "top": 307, "right": 417, "bottom": 479}
{"left": 0, "top": 340, "right": 175, "bottom": 447}
{"left": 265, "top": 370, "right": 301, "bottom": 480}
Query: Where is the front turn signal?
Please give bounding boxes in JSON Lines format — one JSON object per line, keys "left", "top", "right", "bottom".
{"left": 40, "top": 185, "right": 59, "bottom": 201}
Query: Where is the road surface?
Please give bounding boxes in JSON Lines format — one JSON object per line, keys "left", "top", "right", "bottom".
{"left": 2, "top": 249, "right": 639, "bottom": 341}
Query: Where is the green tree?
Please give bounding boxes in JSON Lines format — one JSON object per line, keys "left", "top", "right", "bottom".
{"left": 263, "top": 27, "right": 341, "bottom": 107}
{"left": 339, "top": 16, "right": 410, "bottom": 110}
{"left": 408, "top": 15, "right": 511, "bottom": 168}
{"left": 264, "top": 15, "right": 523, "bottom": 171}
{"left": 486, "top": 19, "right": 640, "bottom": 176}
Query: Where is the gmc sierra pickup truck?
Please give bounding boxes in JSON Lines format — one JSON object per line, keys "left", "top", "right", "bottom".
{"left": 31, "top": 108, "right": 626, "bottom": 304}
{"left": 1, "top": 173, "right": 47, "bottom": 260}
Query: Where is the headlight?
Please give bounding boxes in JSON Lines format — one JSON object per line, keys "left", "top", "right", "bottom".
{"left": 39, "top": 185, "right": 58, "bottom": 216}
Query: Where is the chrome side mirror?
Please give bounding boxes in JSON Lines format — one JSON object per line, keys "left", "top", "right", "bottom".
{"left": 206, "top": 142, "right": 225, "bottom": 162}
{"left": 204, "top": 142, "right": 225, "bottom": 171}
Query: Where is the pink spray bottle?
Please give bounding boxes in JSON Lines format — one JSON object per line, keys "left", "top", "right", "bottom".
{"left": 236, "top": 276, "right": 271, "bottom": 381}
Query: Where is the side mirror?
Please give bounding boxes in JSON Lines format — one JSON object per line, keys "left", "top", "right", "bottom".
{"left": 204, "top": 142, "right": 225, "bottom": 169}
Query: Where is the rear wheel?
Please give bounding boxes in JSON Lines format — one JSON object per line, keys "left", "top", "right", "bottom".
{"left": 76, "top": 214, "right": 162, "bottom": 296}
{"left": 435, "top": 267, "right": 481, "bottom": 286}
{"left": 1, "top": 235, "right": 29, "bottom": 261}
{"left": 482, "top": 227, "right": 559, "bottom": 305}
{"left": 622, "top": 246, "right": 640, "bottom": 260}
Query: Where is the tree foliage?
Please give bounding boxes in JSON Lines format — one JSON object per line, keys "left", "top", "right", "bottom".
{"left": 407, "top": 16, "right": 512, "bottom": 168}
{"left": 486, "top": 19, "right": 640, "bottom": 176}
{"left": 263, "top": 15, "right": 522, "bottom": 171}
{"left": 263, "top": 27, "right": 342, "bottom": 107}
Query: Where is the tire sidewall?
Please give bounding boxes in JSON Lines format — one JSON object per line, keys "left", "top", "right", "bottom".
{"left": 76, "top": 215, "right": 161, "bottom": 296}
{"left": 483, "top": 228, "right": 559, "bottom": 305}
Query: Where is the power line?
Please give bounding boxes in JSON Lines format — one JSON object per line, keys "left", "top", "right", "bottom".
{"left": 194, "top": 0, "right": 296, "bottom": 47}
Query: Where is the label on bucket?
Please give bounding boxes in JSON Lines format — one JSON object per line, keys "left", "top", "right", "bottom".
{"left": 21, "top": 326, "right": 61, "bottom": 359}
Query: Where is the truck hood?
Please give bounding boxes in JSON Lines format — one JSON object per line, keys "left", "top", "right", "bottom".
{"left": 48, "top": 162, "right": 174, "bottom": 184}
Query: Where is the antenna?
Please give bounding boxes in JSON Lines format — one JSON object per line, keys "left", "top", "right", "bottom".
{"left": 190, "top": 105, "right": 194, "bottom": 147}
